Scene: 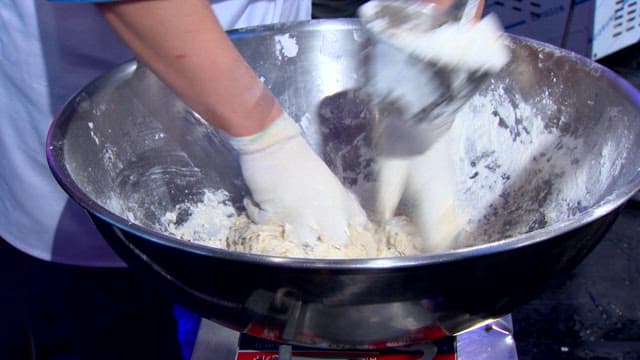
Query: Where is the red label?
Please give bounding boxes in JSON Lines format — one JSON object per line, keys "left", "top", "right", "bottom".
{"left": 236, "top": 350, "right": 428, "bottom": 359}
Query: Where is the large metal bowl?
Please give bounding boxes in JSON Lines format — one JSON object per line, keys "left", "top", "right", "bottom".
{"left": 47, "top": 19, "right": 640, "bottom": 348}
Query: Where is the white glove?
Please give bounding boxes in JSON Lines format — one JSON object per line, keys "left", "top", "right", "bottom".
{"left": 371, "top": 14, "right": 509, "bottom": 252}
{"left": 377, "top": 130, "right": 465, "bottom": 253}
{"left": 228, "top": 113, "right": 368, "bottom": 247}
{"left": 363, "top": 12, "right": 511, "bottom": 156}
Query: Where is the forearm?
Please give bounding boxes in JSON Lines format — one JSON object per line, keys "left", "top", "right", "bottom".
{"left": 97, "top": 0, "right": 282, "bottom": 136}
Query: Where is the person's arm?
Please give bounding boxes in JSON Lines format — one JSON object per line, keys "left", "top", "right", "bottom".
{"left": 97, "top": 0, "right": 368, "bottom": 247}
{"left": 97, "top": 0, "right": 280, "bottom": 137}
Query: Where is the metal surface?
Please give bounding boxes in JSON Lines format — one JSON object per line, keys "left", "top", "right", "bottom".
{"left": 47, "top": 19, "right": 640, "bottom": 348}
{"left": 192, "top": 316, "right": 517, "bottom": 359}
{"left": 456, "top": 316, "right": 518, "bottom": 360}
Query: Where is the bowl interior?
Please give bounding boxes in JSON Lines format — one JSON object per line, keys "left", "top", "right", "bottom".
{"left": 49, "top": 19, "right": 640, "bottom": 261}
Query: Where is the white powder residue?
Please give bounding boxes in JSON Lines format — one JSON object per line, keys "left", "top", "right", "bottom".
{"left": 275, "top": 33, "right": 299, "bottom": 60}
{"left": 445, "top": 82, "right": 605, "bottom": 246}
{"left": 88, "top": 122, "right": 100, "bottom": 145}
{"left": 161, "top": 189, "right": 237, "bottom": 248}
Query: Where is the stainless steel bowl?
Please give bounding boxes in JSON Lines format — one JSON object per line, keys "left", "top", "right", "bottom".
{"left": 47, "top": 19, "right": 640, "bottom": 348}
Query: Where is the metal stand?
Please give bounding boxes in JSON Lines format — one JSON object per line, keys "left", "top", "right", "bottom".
{"left": 192, "top": 316, "right": 518, "bottom": 359}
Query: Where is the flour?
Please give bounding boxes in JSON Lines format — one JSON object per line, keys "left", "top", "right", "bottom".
{"left": 274, "top": 33, "right": 299, "bottom": 61}
{"left": 160, "top": 189, "right": 236, "bottom": 249}
{"left": 447, "top": 82, "right": 598, "bottom": 247}
{"left": 88, "top": 122, "right": 100, "bottom": 145}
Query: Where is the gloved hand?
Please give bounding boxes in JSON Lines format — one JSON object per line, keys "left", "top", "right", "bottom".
{"left": 228, "top": 113, "right": 368, "bottom": 247}
{"left": 362, "top": 11, "right": 511, "bottom": 157}
{"left": 377, "top": 129, "right": 465, "bottom": 253}
{"left": 367, "top": 5, "right": 510, "bottom": 252}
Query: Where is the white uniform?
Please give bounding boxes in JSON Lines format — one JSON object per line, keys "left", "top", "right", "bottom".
{"left": 0, "top": 0, "right": 311, "bottom": 267}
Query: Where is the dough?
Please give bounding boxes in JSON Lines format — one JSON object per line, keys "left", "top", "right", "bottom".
{"left": 160, "top": 189, "right": 422, "bottom": 259}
